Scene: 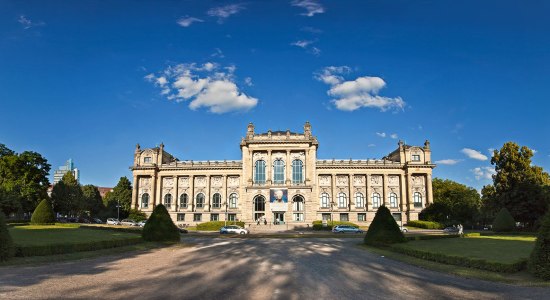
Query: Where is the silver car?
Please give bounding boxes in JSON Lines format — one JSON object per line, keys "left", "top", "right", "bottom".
{"left": 332, "top": 225, "right": 364, "bottom": 233}
{"left": 120, "top": 219, "right": 138, "bottom": 226}
{"left": 220, "top": 225, "right": 249, "bottom": 235}
{"left": 106, "top": 218, "right": 120, "bottom": 225}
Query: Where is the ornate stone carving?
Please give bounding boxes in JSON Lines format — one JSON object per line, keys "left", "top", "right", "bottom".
{"left": 412, "top": 175, "right": 424, "bottom": 186}
{"left": 211, "top": 176, "right": 222, "bottom": 187}
{"left": 163, "top": 177, "right": 174, "bottom": 188}
{"left": 319, "top": 175, "right": 330, "bottom": 186}
{"left": 291, "top": 152, "right": 305, "bottom": 161}
{"left": 195, "top": 176, "right": 207, "bottom": 187}
{"left": 272, "top": 152, "right": 285, "bottom": 162}
{"left": 228, "top": 176, "right": 239, "bottom": 187}
{"left": 140, "top": 177, "right": 151, "bottom": 188}
{"left": 371, "top": 175, "right": 382, "bottom": 186}
{"left": 353, "top": 175, "right": 365, "bottom": 186}
{"left": 388, "top": 175, "right": 399, "bottom": 185}
{"left": 253, "top": 152, "right": 267, "bottom": 161}
{"left": 179, "top": 177, "right": 189, "bottom": 187}
{"left": 337, "top": 175, "right": 348, "bottom": 186}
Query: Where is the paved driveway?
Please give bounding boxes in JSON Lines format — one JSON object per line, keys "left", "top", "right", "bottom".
{"left": 0, "top": 237, "right": 548, "bottom": 299}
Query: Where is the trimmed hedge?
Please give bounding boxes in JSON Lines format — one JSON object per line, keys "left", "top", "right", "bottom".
{"left": 142, "top": 204, "right": 180, "bottom": 242}
{"left": 493, "top": 207, "right": 515, "bottom": 232}
{"left": 196, "top": 221, "right": 246, "bottom": 231}
{"left": 406, "top": 234, "right": 461, "bottom": 241}
{"left": 407, "top": 220, "right": 444, "bottom": 229}
{"left": 312, "top": 221, "right": 359, "bottom": 231}
{"left": 14, "top": 236, "right": 143, "bottom": 257}
{"left": 529, "top": 211, "right": 550, "bottom": 280}
{"left": 31, "top": 199, "right": 56, "bottom": 225}
{"left": 0, "top": 212, "right": 15, "bottom": 261}
{"left": 390, "top": 244, "right": 527, "bottom": 273}
{"left": 81, "top": 225, "right": 143, "bottom": 233}
{"left": 364, "top": 206, "right": 406, "bottom": 245}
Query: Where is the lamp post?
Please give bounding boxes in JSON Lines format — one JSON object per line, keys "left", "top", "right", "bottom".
{"left": 224, "top": 201, "right": 228, "bottom": 226}
{"left": 116, "top": 199, "right": 121, "bottom": 221}
{"left": 330, "top": 200, "right": 335, "bottom": 227}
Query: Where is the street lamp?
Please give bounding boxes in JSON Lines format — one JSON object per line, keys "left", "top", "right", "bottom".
{"left": 330, "top": 200, "right": 336, "bottom": 227}
{"left": 116, "top": 199, "right": 121, "bottom": 221}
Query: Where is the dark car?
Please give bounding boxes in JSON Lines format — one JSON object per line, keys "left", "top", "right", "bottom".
{"left": 179, "top": 228, "right": 188, "bottom": 234}
{"left": 443, "top": 226, "right": 459, "bottom": 233}
{"left": 92, "top": 218, "right": 103, "bottom": 224}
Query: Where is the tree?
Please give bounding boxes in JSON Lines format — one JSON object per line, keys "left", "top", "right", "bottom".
{"left": 142, "top": 204, "right": 180, "bottom": 242}
{"left": 529, "top": 211, "right": 550, "bottom": 280}
{"left": 104, "top": 177, "right": 132, "bottom": 219}
{"left": 128, "top": 209, "right": 147, "bottom": 222}
{"left": 31, "top": 199, "right": 56, "bottom": 224}
{"left": 81, "top": 185, "right": 105, "bottom": 218}
{"left": 364, "top": 206, "right": 406, "bottom": 245}
{"left": 0, "top": 212, "right": 14, "bottom": 261}
{"left": 420, "top": 178, "right": 481, "bottom": 226}
{"left": 492, "top": 207, "right": 515, "bottom": 232}
{"left": 0, "top": 188, "right": 21, "bottom": 216}
{"left": 490, "top": 142, "right": 550, "bottom": 228}
{"left": 51, "top": 172, "right": 84, "bottom": 216}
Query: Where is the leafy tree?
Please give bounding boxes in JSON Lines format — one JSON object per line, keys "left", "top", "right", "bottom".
{"left": 492, "top": 207, "right": 515, "bottom": 232}
{"left": 529, "top": 211, "right": 550, "bottom": 280}
{"left": 128, "top": 209, "right": 147, "bottom": 222}
{"left": 489, "top": 142, "right": 550, "bottom": 228}
{"left": 142, "top": 204, "right": 179, "bottom": 242}
{"left": 364, "top": 206, "right": 406, "bottom": 245}
{"left": 0, "top": 212, "right": 14, "bottom": 261}
{"left": 31, "top": 199, "right": 56, "bottom": 224}
{"left": 104, "top": 177, "right": 132, "bottom": 219}
{"left": 0, "top": 188, "right": 21, "bottom": 216}
{"left": 420, "top": 178, "right": 481, "bottom": 226}
{"left": 51, "top": 172, "right": 84, "bottom": 216}
{"left": 81, "top": 185, "right": 105, "bottom": 217}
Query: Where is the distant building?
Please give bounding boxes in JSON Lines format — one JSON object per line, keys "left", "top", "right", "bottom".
{"left": 96, "top": 187, "right": 113, "bottom": 198}
{"left": 53, "top": 159, "right": 79, "bottom": 185}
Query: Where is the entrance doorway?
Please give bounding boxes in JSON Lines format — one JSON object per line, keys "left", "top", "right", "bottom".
{"left": 273, "top": 212, "right": 285, "bottom": 224}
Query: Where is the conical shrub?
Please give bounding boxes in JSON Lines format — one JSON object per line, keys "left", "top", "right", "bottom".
{"left": 142, "top": 204, "right": 180, "bottom": 242}
{"left": 0, "top": 212, "right": 15, "bottom": 261}
{"left": 364, "top": 206, "right": 407, "bottom": 246}
{"left": 31, "top": 199, "right": 56, "bottom": 225}
{"left": 492, "top": 207, "right": 515, "bottom": 232}
{"left": 529, "top": 211, "right": 550, "bottom": 280}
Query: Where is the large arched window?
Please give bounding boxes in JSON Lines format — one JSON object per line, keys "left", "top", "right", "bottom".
{"left": 389, "top": 193, "right": 398, "bottom": 208}
{"left": 414, "top": 192, "right": 422, "bottom": 208}
{"left": 338, "top": 192, "right": 347, "bottom": 208}
{"left": 293, "top": 196, "right": 304, "bottom": 211}
{"left": 196, "top": 193, "right": 205, "bottom": 209}
{"left": 254, "top": 196, "right": 266, "bottom": 211}
{"left": 320, "top": 193, "right": 330, "bottom": 208}
{"left": 292, "top": 159, "right": 303, "bottom": 184}
{"left": 212, "top": 193, "right": 222, "bottom": 209}
{"left": 372, "top": 193, "right": 381, "bottom": 209}
{"left": 255, "top": 160, "right": 266, "bottom": 184}
{"left": 179, "top": 194, "right": 188, "bottom": 209}
{"left": 164, "top": 194, "right": 172, "bottom": 209}
{"left": 273, "top": 159, "right": 285, "bottom": 184}
{"left": 355, "top": 192, "right": 365, "bottom": 208}
{"left": 229, "top": 193, "right": 238, "bottom": 209}
{"left": 141, "top": 193, "right": 149, "bottom": 209}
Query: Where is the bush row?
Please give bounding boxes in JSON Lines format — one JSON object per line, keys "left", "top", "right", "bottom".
{"left": 80, "top": 225, "right": 143, "bottom": 233}
{"left": 196, "top": 221, "right": 245, "bottom": 231}
{"left": 406, "top": 234, "right": 460, "bottom": 241}
{"left": 407, "top": 220, "right": 444, "bottom": 229}
{"left": 312, "top": 221, "right": 359, "bottom": 231}
{"left": 390, "top": 245, "right": 527, "bottom": 273}
{"left": 15, "top": 237, "right": 143, "bottom": 257}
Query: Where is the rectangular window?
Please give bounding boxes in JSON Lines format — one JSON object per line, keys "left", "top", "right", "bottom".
{"left": 177, "top": 213, "right": 185, "bottom": 221}
{"left": 210, "top": 214, "right": 219, "bottom": 221}
{"left": 227, "top": 214, "right": 237, "bottom": 221}
{"left": 392, "top": 213, "right": 402, "bottom": 222}
{"left": 193, "top": 214, "right": 202, "bottom": 222}
{"left": 340, "top": 213, "right": 349, "bottom": 222}
{"left": 358, "top": 213, "right": 366, "bottom": 222}
{"left": 412, "top": 155, "right": 420, "bottom": 161}
{"left": 322, "top": 213, "right": 331, "bottom": 221}
{"left": 144, "top": 157, "right": 152, "bottom": 163}
{"left": 293, "top": 213, "right": 304, "bottom": 221}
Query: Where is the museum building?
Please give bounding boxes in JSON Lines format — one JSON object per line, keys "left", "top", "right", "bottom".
{"left": 130, "top": 122, "right": 435, "bottom": 226}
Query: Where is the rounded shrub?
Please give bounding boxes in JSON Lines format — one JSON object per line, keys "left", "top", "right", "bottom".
{"left": 364, "top": 206, "right": 406, "bottom": 246}
{"left": 31, "top": 198, "right": 56, "bottom": 225}
{"left": 529, "top": 211, "right": 550, "bottom": 280}
{"left": 0, "top": 212, "right": 15, "bottom": 261}
{"left": 142, "top": 204, "right": 180, "bottom": 242}
{"left": 492, "top": 207, "right": 515, "bottom": 232}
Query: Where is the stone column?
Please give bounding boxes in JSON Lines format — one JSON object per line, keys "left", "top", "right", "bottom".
{"left": 286, "top": 150, "right": 291, "bottom": 185}
{"left": 267, "top": 150, "right": 272, "bottom": 185}
{"left": 189, "top": 175, "right": 195, "bottom": 212}
{"left": 222, "top": 175, "right": 227, "bottom": 216}
{"left": 399, "top": 174, "right": 406, "bottom": 212}
{"left": 156, "top": 175, "right": 162, "bottom": 208}
{"left": 132, "top": 175, "right": 139, "bottom": 209}
{"left": 426, "top": 173, "right": 433, "bottom": 206}
{"left": 366, "top": 174, "right": 371, "bottom": 211}
{"left": 382, "top": 174, "right": 387, "bottom": 207}
{"left": 406, "top": 173, "right": 413, "bottom": 212}
{"left": 174, "top": 176, "right": 178, "bottom": 211}
{"left": 151, "top": 174, "right": 157, "bottom": 208}
{"left": 331, "top": 174, "right": 336, "bottom": 213}
{"left": 205, "top": 175, "right": 211, "bottom": 211}
{"left": 349, "top": 174, "right": 354, "bottom": 211}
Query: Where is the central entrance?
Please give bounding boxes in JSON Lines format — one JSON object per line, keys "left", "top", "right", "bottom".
{"left": 273, "top": 212, "right": 285, "bottom": 224}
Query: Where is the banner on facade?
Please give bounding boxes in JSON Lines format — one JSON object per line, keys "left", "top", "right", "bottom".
{"left": 270, "top": 188, "right": 288, "bottom": 211}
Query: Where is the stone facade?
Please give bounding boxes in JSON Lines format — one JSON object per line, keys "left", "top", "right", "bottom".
{"left": 131, "top": 122, "right": 435, "bottom": 226}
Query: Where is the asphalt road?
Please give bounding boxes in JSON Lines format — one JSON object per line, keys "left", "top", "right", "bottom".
{"left": 1, "top": 237, "right": 548, "bottom": 300}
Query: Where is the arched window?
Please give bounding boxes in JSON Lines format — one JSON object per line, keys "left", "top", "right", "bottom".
{"left": 320, "top": 193, "right": 330, "bottom": 208}
{"left": 292, "top": 159, "right": 303, "bottom": 184}
{"left": 414, "top": 192, "right": 422, "bottom": 208}
{"left": 389, "top": 193, "right": 398, "bottom": 208}
{"left": 212, "top": 193, "right": 222, "bottom": 209}
{"left": 164, "top": 194, "right": 172, "bottom": 209}
{"left": 229, "top": 193, "right": 238, "bottom": 209}
{"left": 355, "top": 192, "right": 365, "bottom": 208}
{"left": 273, "top": 159, "right": 285, "bottom": 184}
{"left": 338, "top": 192, "right": 347, "bottom": 208}
{"left": 372, "top": 193, "right": 381, "bottom": 209}
{"left": 293, "top": 196, "right": 304, "bottom": 211}
{"left": 254, "top": 196, "right": 266, "bottom": 211}
{"left": 179, "top": 194, "right": 188, "bottom": 208}
{"left": 196, "top": 193, "right": 205, "bottom": 209}
{"left": 255, "top": 160, "right": 266, "bottom": 184}
{"left": 141, "top": 193, "right": 149, "bottom": 209}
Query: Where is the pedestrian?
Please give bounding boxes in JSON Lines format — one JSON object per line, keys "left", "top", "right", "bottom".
{"left": 264, "top": 219, "right": 267, "bottom": 225}
{"left": 257, "top": 219, "right": 260, "bottom": 225}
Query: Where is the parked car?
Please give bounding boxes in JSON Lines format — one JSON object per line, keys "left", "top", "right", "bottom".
{"left": 220, "top": 225, "right": 249, "bottom": 235}
{"left": 78, "top": 217, "right": 91, "bottom": 224}
{"left": 179, "top": 228, "right": 189, "bottom": 234}
{"left": 443, "top": 226, "right": 459, "bottom": 233}
{"left": 56, "top": 217, "right": 68, "bottom": 223}
{"left": 400, "top": 226, "right": 409, "bottom": 233}
{"left": 332, "top": 225, "right": 364, "bottom": 234}
{"left": 106, "top": 218, "right": 121, "bottom": 225}
{"left": 137, "top": 220, "right": 147, "bottom": 227}
{"left": 92, "top": 218, "right": 103, "bottom": 224}
{"left": 120, "top": 219, "right": 138, "bottom": 226}
{"left": 68, "top": 217, "right": 78, "bottom": 223}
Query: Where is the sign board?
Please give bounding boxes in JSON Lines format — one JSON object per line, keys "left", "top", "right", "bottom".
{"left": 270, "top": 188, "right": 288, "bottom": 211}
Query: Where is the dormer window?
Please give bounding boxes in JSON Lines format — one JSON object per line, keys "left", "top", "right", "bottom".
{"left": 144, "top": 157, "right": 152, "bottom": 163}
{"left": 412, "top": 155, "right": 420, "bottom": 161}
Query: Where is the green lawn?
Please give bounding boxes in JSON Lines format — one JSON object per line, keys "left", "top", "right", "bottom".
{"left": 9, "top": 225, "right": 141, "bottom": 246}
{"left": 392, "top": 235, "right": 535, "bottom": 264}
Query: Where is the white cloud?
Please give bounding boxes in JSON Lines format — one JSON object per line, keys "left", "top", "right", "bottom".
{"left": 207, "top": 4, "right": 245, "bottom": 23}
{"left": 211, "top": 48, "right": 224, "bottom": 58}
{"left": 176, "top": 16, "right": 204, "bottom": 27}
{"left": 390, "top": 133, "right": 398, "bottom": 139}
{"left": 315, "top": 66, "right": 405, "bottom": 112}
{"left": 461, "top": 148, "right": 488, "bottom": 161}
{"left": 435, "top": 159, "right": 462, "bottom": 165}
{"left": 368, "top": 144, "right": 376, "bottom": 147}
{"left": 18, "top": 15, "right": 45, "bottom": 29}
{"left": 376, "top": 132, "right": 386, "bottom": 138}
{"left": 471, "top": 167, "right": 496, "bottom": 180}
{"left": 244, "top": 77, "right": 253, "bottom": 86}
{"left": 291, "top": 40, "right": 313, "bottom": 48}
{"left": 310, "top": 47, "right": 321, "bottom": 56}
{"left": 291, "top": 0, "right": 325, "bottom": 17}
{"left": 145, "top": 62, "right": 258, "bottom": 114}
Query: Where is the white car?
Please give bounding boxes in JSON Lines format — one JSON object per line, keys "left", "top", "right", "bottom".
{"left": 120, "top": 219, "right": 138, "bottom": 226}
{"left": 220, "top": 225, "right": 249, "bottom": 235}
{"left": 332, "top": 225, "right": 363, "bottom": 234}
{"left": 137, "top": 220, "right": 147, "bottom": 227}
{"left": 106, "top": 218, "right": 121, "bottom": 225}
{"left": 400, "top": 226, "right": 409, "bottom": 233}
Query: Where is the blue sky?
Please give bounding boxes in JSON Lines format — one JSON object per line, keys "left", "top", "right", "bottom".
{"left": 1, "top": 1, "right": 548, "bottom": 190}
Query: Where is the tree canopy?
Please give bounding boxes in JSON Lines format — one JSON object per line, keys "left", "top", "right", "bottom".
{"left": 81, "top": 185, "right": 105, "bottom": 218}
{"left": 51, "top": 172, "right": 83, "bottom": 216}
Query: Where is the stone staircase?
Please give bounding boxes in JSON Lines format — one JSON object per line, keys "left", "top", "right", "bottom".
{"left": 247, "top": 223, "right": 296, "bottom": 233}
